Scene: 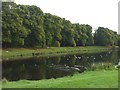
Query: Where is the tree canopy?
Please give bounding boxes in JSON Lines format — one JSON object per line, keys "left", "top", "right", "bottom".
{"left": 2, "top": 2, "right": 119, "bottom": 48}
{"left": 94, "top": 27, "right": 118, "bottom": 46}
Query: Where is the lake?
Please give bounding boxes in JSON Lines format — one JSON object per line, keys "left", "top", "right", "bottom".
{"left": 2, "top": 49, "right": 120, "bottom": 81}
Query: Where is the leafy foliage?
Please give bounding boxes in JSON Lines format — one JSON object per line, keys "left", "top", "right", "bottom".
{"left": 94, "top": 27, "right": 118, "bottom": 46}
{"left": 2, "top": 2, "right": 119, "bottom": 48}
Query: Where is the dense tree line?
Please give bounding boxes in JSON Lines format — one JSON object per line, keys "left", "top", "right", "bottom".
{"left": 2, "top": 2, "right": 119, "bottom": 48}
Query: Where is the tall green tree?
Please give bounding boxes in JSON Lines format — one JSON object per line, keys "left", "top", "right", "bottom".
{"left": 44, "top": 13, "right": 62, "bottom": 47}
{"left": 94, "top": 27, "right": 118, "bottom": 46}
{"left": 73, "top": 24, "right": 93, "bottom": 46}
{"left": 85, "top": 25, "right": 94, "bottom": 46}
{"left": 2, "top": 2, "right": 29, "bottom": 47}
{"left": 61, "top": 19, "right": 76, "bottom": 47}
{"left": 22, "top": 5, "right": 46, "bottom": 47}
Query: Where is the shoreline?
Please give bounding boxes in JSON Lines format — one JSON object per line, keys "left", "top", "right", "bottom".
{"left": 2, "top": 46, "right": 117, "bottom": 61}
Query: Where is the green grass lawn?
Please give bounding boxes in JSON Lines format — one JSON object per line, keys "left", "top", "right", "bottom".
{"left": 2, "top": 70, "right": 118, "bottom": 88}
{"left": 2, "top": 46, "right": 114, "bottom": 60}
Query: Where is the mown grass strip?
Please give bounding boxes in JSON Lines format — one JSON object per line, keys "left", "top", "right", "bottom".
{"left": 2, "top": 70, "right": 118, "bottom": 88}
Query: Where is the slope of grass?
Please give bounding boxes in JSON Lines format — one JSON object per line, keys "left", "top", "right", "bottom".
{"left": 2, "top": 46, "right": 114, "bottom": 60}
{"left": 2, "top": 70, "right": 118, "bottom": 88}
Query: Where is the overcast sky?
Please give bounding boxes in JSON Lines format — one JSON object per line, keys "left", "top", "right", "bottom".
{"left": 15, "top": 0, "right": 119, "bottom": 33}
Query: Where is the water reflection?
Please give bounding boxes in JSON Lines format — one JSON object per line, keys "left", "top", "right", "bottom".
{"left": 2, "top": 50, "right": 120, "bottom": 81}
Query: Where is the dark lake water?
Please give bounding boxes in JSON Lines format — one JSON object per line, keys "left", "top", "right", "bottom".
{"left": 2, "top": 49, "right": 120, "bottom": 81}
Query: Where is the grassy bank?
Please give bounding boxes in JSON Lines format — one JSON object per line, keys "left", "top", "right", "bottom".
{"left": 2, "top": 70, "right": 118, "bottom": 88}
{"left": 2, "top": 46, "right": 115, "bottom": 60}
